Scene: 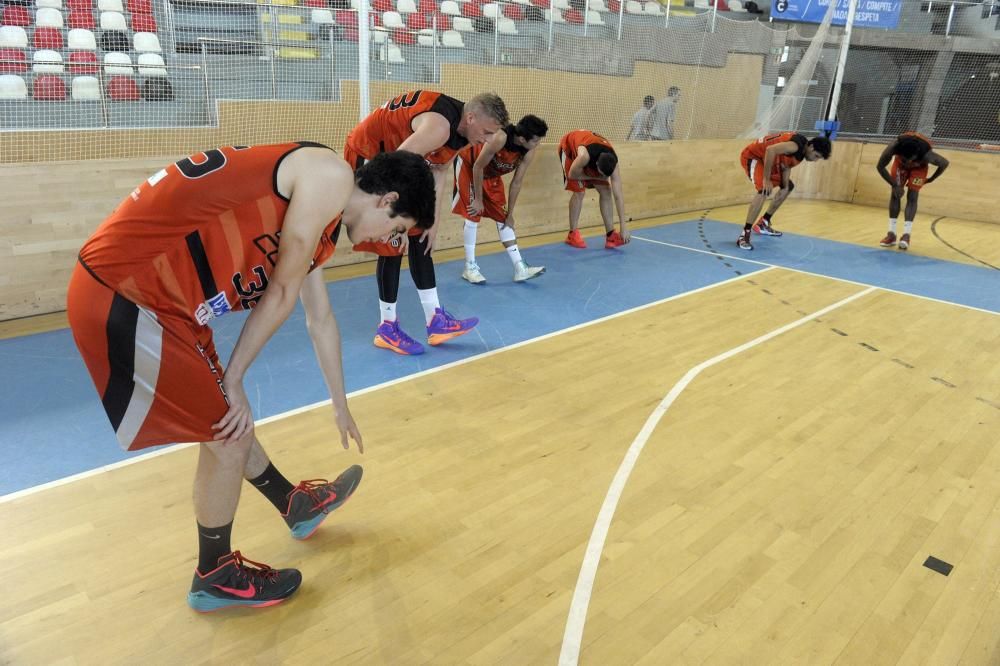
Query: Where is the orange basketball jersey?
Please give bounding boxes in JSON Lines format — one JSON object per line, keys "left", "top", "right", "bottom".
{"left": 741, "top": 131, "right": 808, "bottom": 163}
{"left": 560, "top": 129, "right": 616, "bottom": 179}
{"left": 345, "top": 90, "right": 468, "bottom": 165}
{"left": 78, "top": 142, "right": 341, "bottom": 326}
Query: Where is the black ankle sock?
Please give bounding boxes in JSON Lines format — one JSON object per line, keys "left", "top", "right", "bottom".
{"left": 762, "top": 212, "right": 772, "bottom": 222}
{"left": 606, "top": 230, "right": 613, "bottom": 237}
{"left": 247, "top": 462, "right": 296, "bottom": 513}
{"left": 744, "top": 222, "right": 753, "bottom": 231}
{"left": 197, "top": 521, "right": 233, "bottom": 573}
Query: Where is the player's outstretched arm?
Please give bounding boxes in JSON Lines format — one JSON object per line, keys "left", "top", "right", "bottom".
{"left": 610, "top": 167, "right": 629, "bottom": 242}
{"left": 469, "top": 130, "right": 506, "bottom": 216}
{"left": 876, "top": 140, "right": 899, "bottom": 185}
{"left": 300, "top": 267, "right": 363, "bottom": 453}
{"left": 924, "top": 151, "right": 950, "bottom": 183}
{"left": 213, "top": 151, "right": 351, "bottom": 445}
{"left": 505, "top": 146, "right": 538, "bottom": 226}
{"left": 399, "top": 112, "right": 451, "bottom": 157}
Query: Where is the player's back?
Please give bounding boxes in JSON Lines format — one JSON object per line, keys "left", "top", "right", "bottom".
{"left": 347, "top": 90, "right": 465, "bottom": 161}
{"left": 742, "top": 132, "right": 805, "bottom": 161}
{"left": 79, "top": 142, "right": 341, "bottom": 326}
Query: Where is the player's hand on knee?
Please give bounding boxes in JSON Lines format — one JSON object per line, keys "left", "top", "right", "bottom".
{"left": 468, "top": 197, "right": 484, "bottom": 216}
{"left": 762, "top": 183, "right": 773, "bottom": 197}
{"left": 420, "top": 224, "right": 438, "bottom": 255}
{"left": 333, "top": 404, "right": 364, "bottom": 453}
{"left": 891, "top": 185, "right": 905, "bottom": 199}
{"left": 213, "top": 377, "right": 255, "bottom": 444}
{"left": 503, "top": 213, "right": 515, "bottom": 229}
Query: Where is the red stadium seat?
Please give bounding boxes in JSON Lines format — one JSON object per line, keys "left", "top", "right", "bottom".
{"left": 106, "top": 74, "right": 139, "bottom": 100}
{"left": 33, "top": 74, "right": 67, "bottom": 100}
{"left": 606, "top": 0, "right": 619, "bottom": 10}
{"left": 336, "top": 9, "right": 358, "bottom": 25}
{"left": 304, "top": 0, "right": 326, "bottom": 6}
{"left": 66, "top": 0, "right": 95, "bottom": 8}
{"left": 2, "top": 6, "right": 31, "bottom": 26}
{"left": 126, "top": 0, "right": 152, "bottom": 12}
{"left": 530, "top": 0, "right": 550, "bottom": 7}
{"left": 563, "top": 7, "right": 583, "bottom": 22}
{"left": 460, "top": 2, "right": 481, "bottom": 16}
{"left": 68, "top": 50, "right": 99, "bottom": 73}
{"left": 130, "top": 12, "right": 156, "bottom": 31}
{"left": 391, "top": 27, "right": 415, "bottom": 43}
{"left": 503, "top": 4, "right": 523, "bottom": 19}
{"left": 0, "top": 48, "right": 27, "bottom": 73}
{"left": 343, "top": 26, "right": 359, "bottom": 40}
{"left": 68, "top": 10, "right": 96, "bottom": 28}
{"left": 406, "top": 11, "right": 430, "bottom": 29}
{"left": 418, "top": 0, "right": 435, "bottom": 12}
{"left": 33, "top": 27, "right": 64, "bottom": 50}
{"left": 433, "top": 12, "right": 451, "bottom": 29}
{"left": 373, "top": 0, "right": 392, "bottom": 11}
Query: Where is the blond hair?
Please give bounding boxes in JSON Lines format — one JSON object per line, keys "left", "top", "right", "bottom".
{"left": 465, "top": 93, "right": 509, "bottom": 125}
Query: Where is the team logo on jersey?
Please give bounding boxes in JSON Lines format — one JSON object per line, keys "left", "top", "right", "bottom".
{"left": 911, "top": 177, "right": 923, "bottom": 185}
{"left": 194, "top": 291, "right": 232, "bottom": 325}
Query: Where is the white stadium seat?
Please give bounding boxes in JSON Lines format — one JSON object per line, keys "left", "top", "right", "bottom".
{"left": 137, "top": 52, "right": 167, "bottom": 76}
{"left": 380, "top": 43, "right": 404, "bottom": 63}
{"left": 100, "top": 11, "right": 127, "bottom": 30}
{"left": 440, "top": 0, "right": 461, "bottom": 15}
{"left": 370, "top": 27, "right": 389, "bottom": 42}
{"left": 97, "top": 0, "right": 123, "bottom": 11}
{"left": 103, "top": 51, "right": 132, "bottom": 75}
{"left": 497, "top": 17, "right": 517, "bottom": 33}
{"left": 551, "top": 0, "right": 569, "bottom": 9}
{"left": 311, "top": 8, "right": 334, "bottom": 23}
{"left": 396, "top": 0, "right": 417, "bottom": 13}
{"left": 625, "top": 0, "right": 643, "bottom": 13}
{"left": 416, "top": 28, "right": 436, "bottom": 46}
{"left": 441, "top": 29, "right": 464, "bottom": 47}
{"left": 482, "top": 2, "right": 500, "bottom": 17}
{"left": 643, "top": 1, "right": 663, "bottom": 14}
{"left": 32, "top": 49, "right": 64, "bottom": 73}
{"left": 382, "top": 10, "right": 404, "bottom": 27}
{"left": 68, "top": 28, "right": 97, "bottom": 50}
{"left": 452, "top": 16, "right": 474, "bottom": 31}
{"left": 37, "top": 0, "right": 64, "bottom": 8}
{"left": 71, "top": 75, "right": 101, "bottom": 100}
{"left": 0, "top": 74, "right": 28, "bottom": 99}
{"left": 0, "top": 26, "right": 29, "bottom": 49}
{"left": 586, "top": 9, "right": 603, "bottom": 23}
{"left": 35, "top": 7, "right": 64, "bottom": 28}
{"left": 133, "top": 32, "right": 162, "bottom": 52}
{"left": 543, "top": 7, "right": 565, "bottom": 21}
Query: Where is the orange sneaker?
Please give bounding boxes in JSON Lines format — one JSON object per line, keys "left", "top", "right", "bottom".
{"left": 879, "top": 231, "right": 897, "bottom": 247}
{"left": 565, "top": 229, "right": 587, "bottom": 249}
{"left": 605, "top": 230, "right": 626, "bottom": 248}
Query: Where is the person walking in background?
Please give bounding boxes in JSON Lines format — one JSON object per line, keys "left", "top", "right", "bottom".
{"left": 627, "top": 95, "right": 655, "bottom": 141}
{"left": 650, "top": 86, "right": 681, "bottom": 141}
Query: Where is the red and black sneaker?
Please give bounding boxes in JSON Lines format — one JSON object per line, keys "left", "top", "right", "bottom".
{"left": 283, "top": 465, "right": 364, "bottom": 540}
{"left": 605, "top": 230, "right": 626, "bottom": 248}
{"left": 188, "top": 551, "right": 301, "bottom": 612}
{"left": 879, "top": 231, "right": 897, "bottom": 247}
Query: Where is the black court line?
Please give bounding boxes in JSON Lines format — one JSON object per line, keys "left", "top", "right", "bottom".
{"left": 930, "top": 217, "right": 1000, "bottom": 271}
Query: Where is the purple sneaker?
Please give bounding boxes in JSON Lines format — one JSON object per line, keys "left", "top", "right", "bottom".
{"left": 373, "top": 320, "right": 425, "bottom": 355}
{"left": 426, "top": 308, "right": 478, "bottom": 346}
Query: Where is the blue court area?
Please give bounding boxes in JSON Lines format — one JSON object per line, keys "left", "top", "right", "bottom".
{"left": 1, "top": 218, "right": 997, "bottom": 495}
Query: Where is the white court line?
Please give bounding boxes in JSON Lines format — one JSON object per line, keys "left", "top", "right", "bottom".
{"left": 633, "top": 234, "right": 1000, "bottom": 317}
{"left": 557, "top": 285, "right": 876, "bottom": 666}
{"left": 0, "top": 267, "right": 774, "bottom": 505}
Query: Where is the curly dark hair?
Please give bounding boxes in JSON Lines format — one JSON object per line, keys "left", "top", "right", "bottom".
{"left": 596, "top": 152, "right": 618, "bottom": 177}
{"left": 514, "top": 114, "right": 548, "bottom": 141}
{"left": 355, "top": 152, "right": 436, "bottom": 229}
{"left": 808, "top": 136, "right": 832, "bottom": 159}
{"left": 895, "top": 135, "right": 929, "bottom": 161}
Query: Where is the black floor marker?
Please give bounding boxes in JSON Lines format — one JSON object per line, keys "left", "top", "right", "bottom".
{"left": 923, "top": 556, "right": 953, "bottom": 576}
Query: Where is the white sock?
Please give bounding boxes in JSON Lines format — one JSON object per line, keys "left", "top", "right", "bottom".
{"left": 417, "top": 287, "right": 440, "bottom": 325}
{"left": 505, "top": 245, "right": 523, "bottom": 265}
{"left": 903, "top": 220, "right": 913, "bottom": 235}
{"left": 379, "top": 300, "right": 396, "bottom": 323}
{"left": 463, "top": 220, "right": 478, "bottom": 264}
{"left": 888, "top": 218, "right": 897, "bottom": 233}
{"left": 497, "top": 223, "right": 521, "bottom": 265}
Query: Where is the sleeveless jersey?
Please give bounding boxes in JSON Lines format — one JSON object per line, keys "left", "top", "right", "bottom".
{"left": 561, "top": 129, "right": 616, "bottom": 179}
{"left": 742, "top": 132, "right": 808, "bottom": 162}
{"left": 78, "top": 142, "right": 342, "bottom": 326}
{"left": 345, "top": 90, "right": 468, "bottom": 165}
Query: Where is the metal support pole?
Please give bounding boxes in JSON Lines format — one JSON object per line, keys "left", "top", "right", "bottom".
{"left": 548, "top": 2, "right": 555, "bottom": 50}
{"left": 432, "top": 13, "right": 438, "bottom": 82}
{"left": 200, "top": 44, "right": 213, "bottom": 124}
{"left": 584, "top": 0, "right": 590, "bottom": 35}
{"left": 826, "top": 0, "right": 857, "bottom": 122}
{"left": 617, "top": 0, "right": 624, "bottom": 39}
{"left": 358, "top": 2, "right": 370, "bottom": 118}
{"left": 945, "top": 1, "right": 954, "bottom": 36}
{"left": 493, "top": 8, "right": 499, "bottom": 64}
{"left": 710, "top": 0, "right": 717, "bottom": 32}
{"left": 664, "top": 0, "right": 670, "bottom": 28}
